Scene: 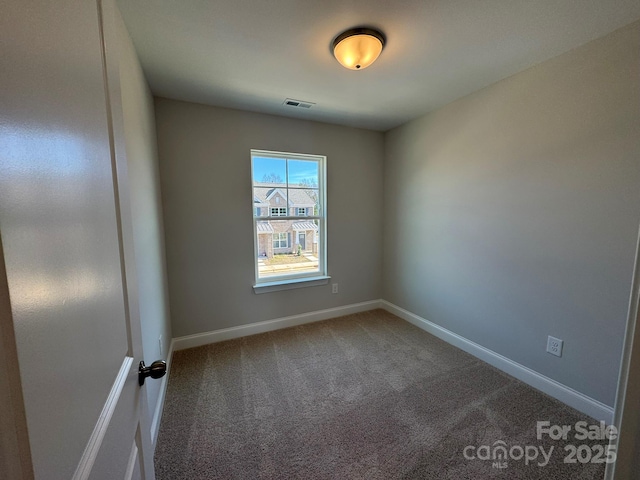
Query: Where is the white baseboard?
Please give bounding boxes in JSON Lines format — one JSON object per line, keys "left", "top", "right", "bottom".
{"left": 380, "top": 300, "right": 614, "bottom": 424}
{"left": 173, "top": 300, "right": 382, "bottom": 352}
{"left": 151, "top": 338, "right": 174, "bottom": 449}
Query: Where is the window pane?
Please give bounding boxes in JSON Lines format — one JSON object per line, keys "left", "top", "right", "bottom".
{"left": 253, "top": 157, "right": 286, "bottom": 185}
{"left": 256, "top": 219, "right": 321, "bottom": 279}
{"left": 253, "top": 157, "right": 287, "bottom": 217}
{"left": 288, "top": 159, "right": 318, "bottom": 188}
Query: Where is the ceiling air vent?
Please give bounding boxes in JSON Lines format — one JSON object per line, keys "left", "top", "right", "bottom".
{"left": 283, "top": 98, "right": 315, "bottom": 109}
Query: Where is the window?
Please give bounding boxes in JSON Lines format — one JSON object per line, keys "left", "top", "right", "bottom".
{"left": 273, "top": 232, "right": 289, "bottom": 249}
{"left": 251, "top": 149, "right": 327, "bottom": 290}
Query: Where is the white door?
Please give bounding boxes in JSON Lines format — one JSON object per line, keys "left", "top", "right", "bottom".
{"left": 0, "top": 1, "right": 158, "bottom": 479}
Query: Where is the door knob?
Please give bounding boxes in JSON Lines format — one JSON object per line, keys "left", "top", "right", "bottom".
{"left": 138, "top": 360, "right": 166, "bottom": 386}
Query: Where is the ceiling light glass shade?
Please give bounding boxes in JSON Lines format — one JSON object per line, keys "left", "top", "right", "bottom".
{"left": 332, "top": 28, "right": 385, "bottom": 70}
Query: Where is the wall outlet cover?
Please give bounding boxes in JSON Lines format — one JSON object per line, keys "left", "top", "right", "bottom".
{"left": 547, "top": 336, "right": 563, "bottom": 357}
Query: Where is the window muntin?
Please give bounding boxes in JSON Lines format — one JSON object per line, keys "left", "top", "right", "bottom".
{"left": 251, "top": 150, "right": 326, "bottom": 285}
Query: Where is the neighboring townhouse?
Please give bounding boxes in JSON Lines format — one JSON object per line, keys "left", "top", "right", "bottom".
{"left": 253, "top": 182, "right": 319, "bottom": 258}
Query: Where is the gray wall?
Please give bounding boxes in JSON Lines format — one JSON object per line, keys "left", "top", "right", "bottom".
{"left": 383, "top": 21, "right": 640, "bottom": 407}
{"left": 116, "top": 11, "right": 172, "bottom": 419}
{"left": 155, "top": 99, "right": 384, "bottom": 337}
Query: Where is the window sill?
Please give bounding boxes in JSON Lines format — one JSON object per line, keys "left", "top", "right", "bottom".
{"left": 253, "top": 276, "right": 331, "bottom": 294}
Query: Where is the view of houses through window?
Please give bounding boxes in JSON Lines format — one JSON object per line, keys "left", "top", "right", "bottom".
{"left": 251, "top": 150, "right": 326, "bottom": 283}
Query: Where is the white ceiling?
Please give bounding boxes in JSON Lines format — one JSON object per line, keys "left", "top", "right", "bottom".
{"left": 117, "top": 0, "right": 640, "bottom": 131}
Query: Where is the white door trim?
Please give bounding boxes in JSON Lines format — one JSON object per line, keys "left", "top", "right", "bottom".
{"left": 605, "top": 223, "right": 640, "bottom": 480}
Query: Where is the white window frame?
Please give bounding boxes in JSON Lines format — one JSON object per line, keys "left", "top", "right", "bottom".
{"left": 272, "top": 232, "right": 289, "bottom": 249}
{"left": 296, "top": 207, "right": 307, "bottom": 216}
{"left": 270, "top": 207, "right": 287, "bottom": 217}
{"left": 251, "top": 149, "right": 329, "bottom": 292}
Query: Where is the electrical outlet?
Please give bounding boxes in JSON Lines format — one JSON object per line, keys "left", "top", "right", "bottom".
{"left": 159, "top": 335, "right": 163, "bottom": 357}
{"left": 547, "top": 336, "right": 563, "bottom": 357}
{"left": 332, "top": 283, "right": 338, "bottom": 294}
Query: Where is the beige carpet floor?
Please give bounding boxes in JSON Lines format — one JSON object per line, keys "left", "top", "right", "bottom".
{"left": 155, "top": 309, "right": 606, "bottom": 479}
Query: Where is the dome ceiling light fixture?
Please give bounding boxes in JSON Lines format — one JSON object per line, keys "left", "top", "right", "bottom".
{"left": 332, "top": 27, "right": 386, "bottom": 70}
